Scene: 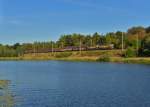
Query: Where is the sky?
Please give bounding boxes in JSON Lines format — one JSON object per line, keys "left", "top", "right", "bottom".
{"left": 0, "top": 0, "right": 150, "bottom": 44}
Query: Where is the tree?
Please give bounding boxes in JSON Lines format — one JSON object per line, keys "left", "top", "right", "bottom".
{"left": 92, "top": 32, "right": 101, "bottom": 47}
{"left": 84, "top": 35, "right": 92, "bottom": 47}
{"left": 140, "top": 35, "right": 150, "bottom": 56}
{"left": 115, "top": 31, "right": 124, "bottom": 49}
{"left": 105, "top": 32, "right": 118, "bottom": 48}
{"left": 145, "top": 26, "right": 150, "bottom": 34}
{"left": 13, "top": 43, "right": 20, "bottom": 49}
{"left": 127, "top": 26, "right": 146, "bottom": 39}
{"left": 143, "top": 35, "right": 150, "bottom": 50}
{"left": 127, "top": 26, "right": 146, "bottom": 49}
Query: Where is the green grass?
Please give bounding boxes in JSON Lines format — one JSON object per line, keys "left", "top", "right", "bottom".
{"left": 0, "top": 50, "right": 150, "bottom": 64}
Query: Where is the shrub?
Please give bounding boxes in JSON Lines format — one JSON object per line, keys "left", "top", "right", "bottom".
{"left": 97, "top": 55, "right": 111, "bottom": 62}
{"left": 143, "top": 49, "right": 150, "bottom": 57}
{"left": 125, "top": 47, "right": 136, "bottom": 57}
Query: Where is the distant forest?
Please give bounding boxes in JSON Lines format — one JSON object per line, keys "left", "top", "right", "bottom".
{"left": 0, "top": 26, "right": 150, "bottom": 57}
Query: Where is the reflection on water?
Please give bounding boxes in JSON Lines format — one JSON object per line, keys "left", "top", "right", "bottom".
{"left": 0, "top": 80, "right": 13, "bottom": 107}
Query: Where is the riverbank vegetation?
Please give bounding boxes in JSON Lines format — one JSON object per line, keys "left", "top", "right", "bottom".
{"left": 0, "top": 50, "right": 148, "bottom": 64}
{"left": 0, "top": 26, "right": 150, "bottom": 63}
{"left": 0, "top": 80, "right": 14, "bottom": 107}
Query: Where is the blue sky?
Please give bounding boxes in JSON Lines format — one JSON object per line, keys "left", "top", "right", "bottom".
{"left": 0, "top": 0, "right": 150, "bottom": 44}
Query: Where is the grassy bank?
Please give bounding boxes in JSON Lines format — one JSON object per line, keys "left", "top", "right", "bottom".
{"left": 0, "top": 50, "right": 150, "bottom": 64}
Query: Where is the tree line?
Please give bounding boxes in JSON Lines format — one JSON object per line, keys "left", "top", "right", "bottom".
{"left": 0, "top": 26, "right": 150, "bottom": 57}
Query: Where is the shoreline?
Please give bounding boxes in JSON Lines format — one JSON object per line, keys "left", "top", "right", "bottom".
{"left": 0, "top": 50, "right": 149, "bottom": 64}
{"left": 0, "top": 56, "right": 150, "bottom": 64}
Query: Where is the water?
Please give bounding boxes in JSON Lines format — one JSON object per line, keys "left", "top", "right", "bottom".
{"left": 0, "top": 61, "right": 150, "bottom": 107}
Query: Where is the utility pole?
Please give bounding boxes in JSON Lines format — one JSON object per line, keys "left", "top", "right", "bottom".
{"left": 122, "top": 32, "right": 124, "bottom": 51}
{"left": 43, "top": 42, "right": 45, "bottom": 49}
{"left": 91, "top": 39, "right": 93, "bottom": 47}
{"left": 61, "top": 42, "right": 64, "bottom": 48}
{"left": 80, "top": 39, "right": 82, "bottom": 55}
{"left": 51, "top": 41, "right": 54, "bottom": 55}
{"left": 137, "top": 33, "right": 139, "bottom": 56}
{"left": 33, "top": 43, "right": 36, "bottom": 56}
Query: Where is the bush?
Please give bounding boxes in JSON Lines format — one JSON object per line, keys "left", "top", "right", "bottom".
{"left": 143, "top": 49, "right": 150, "bottom": 57}
{"left": 97, "top": 55, "right": 111, "bottom": 62}
{"left": 125, "top": 47, "right": 136, "bottom": 57}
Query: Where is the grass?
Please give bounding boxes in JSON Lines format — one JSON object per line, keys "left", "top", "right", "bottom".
{"left": 123, "top": 57, "right": 150, "bottom": 64}
{"left": 0, "top": 50, "right": 150, "bottom": 64}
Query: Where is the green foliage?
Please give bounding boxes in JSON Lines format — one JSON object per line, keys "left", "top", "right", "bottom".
{"left": 0, "top": 25, "right": 150, "bottom": 57}
{"left": 54, "top": 52, "right": 72, "bottom": 58}
{"left": 0, "top": 46, "right": 17, "bottom": 57}
{"left": 125, "top": 47, "right": 136, "bottom": 57}
{"left": 97, "top": 54, "right": 111, "bottom": 62}
{"left": 142, "top": 49, "right": 150, "bottom": 56}
{"left": 145, "top": 26, "right": 150, "bottom": 33}
{"left": 143, "top": 36, "right": 150, "bottom": 50}
{"left": 127, "top": 26, "right": 145, "bottom": 35}
{"left": 140, "top": 35, "right": 150, "bottom": 56}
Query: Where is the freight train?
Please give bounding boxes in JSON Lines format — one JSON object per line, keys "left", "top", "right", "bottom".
{"left": 24, "top": 44, "right": 114, "bottom": 54}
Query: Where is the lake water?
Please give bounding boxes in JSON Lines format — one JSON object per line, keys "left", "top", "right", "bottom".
{"left": 0, "top": 61, "right": 150, "bottom": 107}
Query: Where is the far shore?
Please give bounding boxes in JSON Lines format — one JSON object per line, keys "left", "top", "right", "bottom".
{"left": 0, "top": 50, "right": 150, "bottom": 64}
{"left": 0, "top": 57, "right": 150, "bottom": 64}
